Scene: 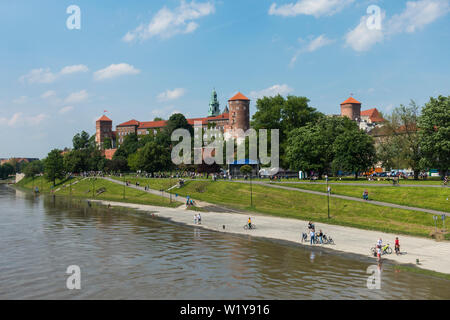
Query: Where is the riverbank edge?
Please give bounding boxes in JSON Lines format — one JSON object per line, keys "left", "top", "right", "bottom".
{"left": 10, "top": 184, "right": 450, "bottom": 279}
{"left": 87, "top": 198, "right": 450, "bottom": 280}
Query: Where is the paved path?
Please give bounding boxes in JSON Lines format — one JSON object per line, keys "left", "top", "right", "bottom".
{"left": 91, "top": 199, "right": 450, "bottom": 275}
{"left": 268, "top": 181, "right": 448, "bottom": 188}
{"left": 237, "top": 181, "right": 450, "bottom": 216}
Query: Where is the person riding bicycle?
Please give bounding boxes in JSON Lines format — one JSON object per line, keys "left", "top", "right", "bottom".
{"left": 395, "top": 237, "right": 400, "bottom": 254}
{"left": 248, "top": 217, "right": 252, "bottom": 229}
{"left": 382, "top": 243, "right": 390, "bottom": 254}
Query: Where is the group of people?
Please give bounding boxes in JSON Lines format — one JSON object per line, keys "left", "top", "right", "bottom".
{"left": 305, "top": 221, "right": 325, "bottom": 245}
{"left": 375, "top": 237, "right": 401, "bottom": 261}
{"left": 186, "top": 196, "right": 195, "bottom": 207}
{"left": 362, "top": 190, "right": 369, "bottom": 200}
{"left": 193, "top": 213, "right": 202, "bottom": 225}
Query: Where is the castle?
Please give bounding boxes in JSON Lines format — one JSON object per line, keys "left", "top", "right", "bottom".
{"left": 95, "top": 90, "right": 251, "bottom": 158}
{"left": 95, "top": 92, "right": 383, "bottom": 159}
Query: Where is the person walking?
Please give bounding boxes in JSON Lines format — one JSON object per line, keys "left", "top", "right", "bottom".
{"left": 318, "top": 229, "right": 323, "bottom": 244}
{"left": 395, "top": 237, "right": 400, "bottom": 255}
{"left": 194, "top": 214, "right": 198, "bottom": 224}
{"left": 197, "top": 213, "right": 202, "bottom": 224}
{"left": 310, "top": 229, "right": 315, "bottom": 245}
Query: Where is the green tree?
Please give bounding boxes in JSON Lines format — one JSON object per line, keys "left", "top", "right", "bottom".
{"left": 44, "top": 149, "right": 65, "bottom": 186}
{"left": 332, "top": 130, "right": 376, "bottom": 179}
{"left": 63, "top": 150, "right": 85, "bottom": 173}
{"left": 135, "top": 140, "right": 172, "bottom": 172}
{"left": 114, "top": 133, "right": 140, "bottom": 161}
{"left": 164, "top": 113, "right": 193, "bottom": 138}
{"left": 0, "top": 163, "right": 14, "bottom": 180}
{"left": 23, "top": 160, "right": 43, "bottom": 178}
{"left": 103, "top": 137, "right": 112, "bottom": 150}
{"left": 286, "top": 116, "right": 358, "bottom": 177}
{"left": 72, "top": 131, "right": 91, "bottom": 150}
{"left": 240, "top": 165, "right": 252, "bottom": 175}
{"left": 385, "top": 101, "right": 422, "bottom": 179}
{"left": 418, "top": 95, "right": 450, "bottom": 176}
{"left": 251, "top": 95, "right": 323, "bottom": 168}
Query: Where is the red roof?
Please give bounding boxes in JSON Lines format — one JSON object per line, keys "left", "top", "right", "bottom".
{"left": 361, "top": 108, "right": 384, "bottom": 122}
{"left": 340, "top": 97, "right": 361, "bottom": 105}
{"left": 229, "top": 92, "right": 250, "bottom": 101}
{"left": 117, "top": 119, "right": 140, "bottom": 127}
{"left": 138, "top": 120, "right": 167, "bottom": 129}
{"left": 97, "top": 115, "right": 112, "bottom": 122}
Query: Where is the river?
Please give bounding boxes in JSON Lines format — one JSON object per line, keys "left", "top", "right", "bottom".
{"left": 1, "top": 184, "right": 449, "bottom": 299}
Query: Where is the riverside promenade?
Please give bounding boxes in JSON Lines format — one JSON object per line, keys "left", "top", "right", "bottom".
{"left": 92, "top": 198, "right": 450, "bottom": 275}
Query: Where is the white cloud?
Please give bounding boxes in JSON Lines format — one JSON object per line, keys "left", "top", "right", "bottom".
{"left": 59, "top": 106, "right": 74, "bottom": 114}
{"left": 64, "top": 90, "right": 88, "bottom": 104}
{"left": 0, "top": 112, "right": 48, "bottom": 127}
{"left": 388, "top": 0, "right": 450, "bottom": 34}
{"left": 306, "top": 34, "right": 334, "bottom": 52}
{"left": 19, "top": 64, "right": 89, "bottom": 84}
{"left": 290, "top": 34, "right": 334, "bottom": 65}
{"left": 19, "top": 68, "right": 58, "bottom": 84}
{"left": 345, "top": 14, "right": 384, "bottom": 52}
{"left": 157, "top": 88, "right": 186, "bottom": 102}
{"left": 13, "top": 96, "right": 28, "bottom": 104}
{"left": 250, "top": 84, "right": 294, "bottom": 99}
{"left": 123, "top": 0, "right": 215, "bottom": 42}
{"left": 269, "top": 0, "right": 354, "bottom": 18}
{"left": 345, "top": 0, "right": 449, "bottom": 52}
{"left": 60, "top": 64, "right": 89, "bottom": 75}
{"left": 41, "top": 90, "right": 57, "bottom": 99}
{"left": 93, "top": 63, "right": 141, "bottom": 81}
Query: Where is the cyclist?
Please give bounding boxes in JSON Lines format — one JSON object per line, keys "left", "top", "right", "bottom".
{"left": 395, "top": 237, "right": 400, "bottom": 255}
{"left": 248, "top": 217, "right": 252, "bottom": 229}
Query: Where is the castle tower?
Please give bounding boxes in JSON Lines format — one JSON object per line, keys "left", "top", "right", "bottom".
{"left": 208, "top": 89, "right": 221, "bottom": 117}
{"left": 340, "top": 97, "right": 361, "bottom": 121}
{"left": 95, "top": 115, "right": 113, "bottom": 149}
{"left": 228, "top": 92, "right": 250, "bottom": 132}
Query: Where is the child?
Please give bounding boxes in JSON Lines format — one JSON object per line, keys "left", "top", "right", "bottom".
{"left": 395, "top": 237, "right": 400, "bottom": 255}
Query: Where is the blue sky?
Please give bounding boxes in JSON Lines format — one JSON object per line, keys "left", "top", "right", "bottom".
{"left": 1, "top": 0, "right": 449, "bottom": 158}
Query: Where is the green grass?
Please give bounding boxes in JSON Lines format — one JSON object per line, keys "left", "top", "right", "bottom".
{"left": 110, "top": 176, "right": 178, "bottom": 192}
{"left": 17, "top": 176, "right": 181, "bottom": 208}
{"left": 272, "top": 177, "right": 444, "bottom": 185}
{"left": 159, "top": 180, "right": 443, "bottom": 238}
{"left": 392, "top": 265, "right": 450, "bottom": 281}
{"left": 274, "top": 183, "right": 450, "bottom": 213}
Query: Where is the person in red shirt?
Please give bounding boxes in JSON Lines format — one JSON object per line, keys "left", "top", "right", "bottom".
{"left": 395, "top": 237, "right": 400, "bottom": 255}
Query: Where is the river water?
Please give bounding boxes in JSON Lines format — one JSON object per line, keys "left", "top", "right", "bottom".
{"left": 1, "top": 185, "right": 449, "bottom": 300}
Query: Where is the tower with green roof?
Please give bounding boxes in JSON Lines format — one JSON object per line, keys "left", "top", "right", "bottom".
{"left": 208, "top": 89, "right": 220, "bottom": 117}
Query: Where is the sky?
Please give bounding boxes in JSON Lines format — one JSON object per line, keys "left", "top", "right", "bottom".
{"left": 0, "top": 0, "right": 449, "bottom": 158}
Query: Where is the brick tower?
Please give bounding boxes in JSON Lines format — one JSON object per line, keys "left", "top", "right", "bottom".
{"left": 228, "top": 92, "right": 250, "bottom": 133}
{"left": 95, "top": 115, "right": 113, "bottom": 149}
{"left": 340, "top": 97, "right": 361, "bottom": 121}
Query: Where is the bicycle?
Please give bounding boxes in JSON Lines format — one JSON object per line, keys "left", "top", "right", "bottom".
{"left": 371, "top": 244, "right": 392, "bottom": 256}
{"left": 243, "top": 224, "right": 257, "bottom": 230}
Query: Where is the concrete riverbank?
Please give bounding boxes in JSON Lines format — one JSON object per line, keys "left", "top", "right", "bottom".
{"left": 92, "top": 199, "right": 450, "bottom": 276}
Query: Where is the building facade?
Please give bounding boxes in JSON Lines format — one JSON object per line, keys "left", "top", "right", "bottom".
{"left": 340, "top": 96, "right": 385, "bottom": 132}
{"left": 95, "top": 91, "right": 251, "bottom": 159}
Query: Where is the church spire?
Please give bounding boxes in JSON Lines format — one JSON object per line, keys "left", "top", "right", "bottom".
{"left": 208, "top": 89, "right": 220, "bottom": 117}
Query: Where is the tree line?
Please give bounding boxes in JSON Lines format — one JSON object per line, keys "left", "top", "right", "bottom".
{"left": 13, "top": 94, "right": 448, "bottom": 185}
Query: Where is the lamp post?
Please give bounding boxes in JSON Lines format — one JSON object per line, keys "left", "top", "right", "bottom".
{"left": 123, "top": 173, "right": 126, "bottom": 200}
{"left": 326, "top": 175, "right": 330, "bottom": 219}
{"left": 250, "top": 172, "right": 253, "bottom": 208}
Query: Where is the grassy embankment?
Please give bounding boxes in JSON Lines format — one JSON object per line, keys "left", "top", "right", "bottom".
{"left": 274, "top": 183, "right": 450, "bottom": 213}
{"left": 109, "top": 176, "right": 447, "bottom": 239}
{"left": 16, "top": 176, "right": 181, "bottom": 208}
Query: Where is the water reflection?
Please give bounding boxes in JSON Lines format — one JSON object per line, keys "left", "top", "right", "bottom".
{"left": 0, "top": 184, "right": 449, "bottom": 300}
